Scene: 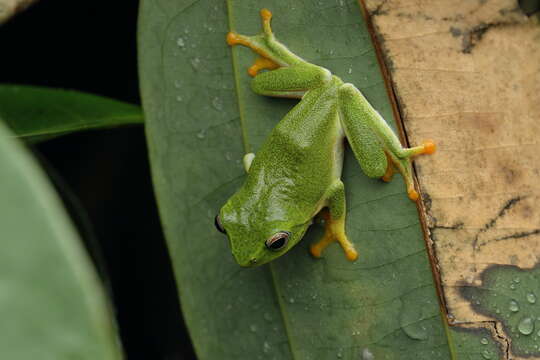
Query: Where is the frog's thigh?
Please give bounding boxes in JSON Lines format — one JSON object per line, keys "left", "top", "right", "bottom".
{"left": 310, "top": 181, "right": 358, "bottom": 261}
{"left": 338, "top": 84, "right": 387, "bottom": 178}
{"left": 251, "top": 64, "right": 331, "bottom": 98}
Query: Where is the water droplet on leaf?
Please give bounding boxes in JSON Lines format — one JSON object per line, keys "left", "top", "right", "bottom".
{"left": 362, "top": 348, "right": 374, "bottom": 360}
{"left": 481, "top": 337, "right": 488, "bottom": 345}
{"left": 518, "top": 317, "right": 534, "bottom": 335}
{"left": 509, "top": 299, "right": 520, "bottom": 312}
{"left": 527, "top": 293, "right": 536, "bottom": 304}
{"left": 190, "top": 57, "right": 201, "bottom": 70}
{"left": 400, "top": 299, "right": 428, "bottom": 340}
{"left": 212, "top": 97, "right": 223, "bottom": 111}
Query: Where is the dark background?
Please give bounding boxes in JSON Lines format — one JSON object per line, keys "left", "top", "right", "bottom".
{"left": 0, "top": 0, "right": 196, "bottom": 359}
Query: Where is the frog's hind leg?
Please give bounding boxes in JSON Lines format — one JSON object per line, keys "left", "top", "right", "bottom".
{"left": 310, "top": 181, "right": 358, "bottom": 261}
{"left": 337, "top": 84, "right": 388, "bottom": 179}
{"left": 338, "top": 83, "right": 436, "bottom": 201}
{"left": 251, "top": 64, "right": 331, "bottom": 99}
{"left": 227, "top": 8, "right": 330, "bottom": 98}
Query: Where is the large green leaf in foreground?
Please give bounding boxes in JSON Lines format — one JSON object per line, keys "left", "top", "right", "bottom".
{"left": 0, "top": 121, "right": 122, "bottom": 359}
{"left": 0, "top": 85, "right": 142, "bottom": 143}
{"left": 139, "top": 0, "right": 462, "bottom": 358}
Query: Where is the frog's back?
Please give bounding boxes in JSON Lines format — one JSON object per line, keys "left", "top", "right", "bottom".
{"left": 241, "top": 78, "right": 344, "bottom": 219}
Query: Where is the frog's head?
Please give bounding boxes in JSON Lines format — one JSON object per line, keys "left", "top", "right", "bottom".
{"left": 215, "top": 195, "right": 310, "bottom": 267}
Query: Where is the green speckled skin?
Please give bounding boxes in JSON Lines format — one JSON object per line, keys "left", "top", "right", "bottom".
{"left": 218, "top": 10, "right": 432, "bottom": 267}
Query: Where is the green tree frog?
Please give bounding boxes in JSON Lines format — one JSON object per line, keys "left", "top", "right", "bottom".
{"left": 215, "top": 9, "right": 435, "bottom": 267}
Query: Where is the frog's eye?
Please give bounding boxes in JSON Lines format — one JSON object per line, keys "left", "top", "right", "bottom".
{"left": 265, "top": 231, "right": 290, "bottom": 251}
{"left": 215, "top": 215, "right": 226, "bottom": 234}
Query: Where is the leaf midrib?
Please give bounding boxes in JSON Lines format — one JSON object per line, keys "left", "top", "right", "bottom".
{"left": 225, "top": 2, "right": 297, "bottom": 358}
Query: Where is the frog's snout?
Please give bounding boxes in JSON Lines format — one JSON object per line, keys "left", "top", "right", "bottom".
{"left": 233, "top": 251, "right": 259, "bottom": 267}
{"left": 237, "top": 257, "right": 257, "bottom": 267}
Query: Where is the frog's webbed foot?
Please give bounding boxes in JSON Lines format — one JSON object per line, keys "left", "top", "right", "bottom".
{"left": 226, "top": 8, "right": 274, "bottom": 46}
{"left": 226, "top": 9, "right": 281, "bottom": 77}
{"left": 310, "top": 210, "right": 358, "bottom": 261}
{"left": 386, "top": 140, "right": 436, "bottom": 201}
{"left": 227, "top": 9, "right": 306, "bottom": 77}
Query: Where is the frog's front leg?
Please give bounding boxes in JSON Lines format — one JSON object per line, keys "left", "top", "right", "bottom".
{"left": 310, "top": 181, "right": 358, "bottom": 261}
{"left": 338, "top": 83, "right": 436, "bottom": 201}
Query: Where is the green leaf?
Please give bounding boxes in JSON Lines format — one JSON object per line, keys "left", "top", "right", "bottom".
{"left": 461, "top": 264, "right": 540, "bottom": 357}
{"left": 451, "top": 327, "right": 503, "bottom": 360}
{"left": 0, "top": 121, "right": 122, "bottom": 359}
{"left": 139, "top": 1, "right": 460, "bottom": 358}
{"left": 0, "top": 85, "right": 143, "bottom": 143}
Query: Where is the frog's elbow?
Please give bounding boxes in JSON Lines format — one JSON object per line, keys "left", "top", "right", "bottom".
{"left": 319, "top": 67, "right": 332, "bottom": 83}
{"left": 338, "top": 83, "right": 357, "bottom": 97}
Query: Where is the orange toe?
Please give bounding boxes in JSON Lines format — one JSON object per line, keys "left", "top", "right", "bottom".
{"left": 309, "top": 245, "right": 322, "bottom": 258}
{"left": 423, "top": 140, "right": 436, "bottom": 155}
{"left": 226, "top": 32, "right": 240, "bottom": 46}
{"left": 408, "top": 189, "right": 419, "bottom": 201}
{"left": 345, "top": 249, "right": 359, "bottom": 261}
{"left": 260, "top": 8, "right": 272, "bottom": 21}
{"left": 247, "top": 65, "right": 258, "bottom": 77}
